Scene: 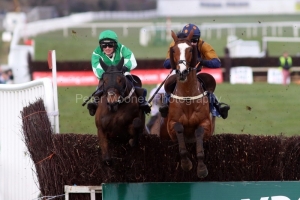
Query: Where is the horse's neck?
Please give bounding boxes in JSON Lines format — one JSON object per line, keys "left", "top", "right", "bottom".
{"left": 175, "top": 71, "right": 202, "bottom": 95}
{"left": 125, "top": 79, "right": 135, "bottom": 96}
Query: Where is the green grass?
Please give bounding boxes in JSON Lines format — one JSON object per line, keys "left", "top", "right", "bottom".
{"left": 32, "top": 14, "right": 300, "bottom": 61}
{"left": 59, "top": 83, "right": 299, "bottom": 137}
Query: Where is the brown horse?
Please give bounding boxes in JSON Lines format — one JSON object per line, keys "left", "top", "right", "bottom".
{"left": 95, "top": 58, "right": 145, "bottom": 165}
{"left": 160, "top": 30, "right": 215, "bottom": 178}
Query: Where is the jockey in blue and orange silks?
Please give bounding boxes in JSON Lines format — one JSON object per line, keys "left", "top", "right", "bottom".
{"left": 160, "top": 23, "right": 230, "bottom": 120}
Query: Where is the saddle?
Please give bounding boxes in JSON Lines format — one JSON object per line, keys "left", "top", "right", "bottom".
{"left": 164, "top": 73, "right": 216, "bottom": 94}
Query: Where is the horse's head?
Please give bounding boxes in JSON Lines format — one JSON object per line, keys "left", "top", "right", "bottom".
{"left": 169, "top": 30, "right": 198, "bottom": 81}
{"left": 101, "top": 57, "right": 127, "bottom": 112}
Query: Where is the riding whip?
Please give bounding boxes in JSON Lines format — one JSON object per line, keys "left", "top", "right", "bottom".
{"left": 147, "top": 69, "right": 173, "bottom": 104}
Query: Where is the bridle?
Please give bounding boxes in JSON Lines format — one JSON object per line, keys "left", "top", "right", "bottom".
{"left": 173, "top": 39, "right": 195, "bottom": 77}
{"left": 102, "top": 71, "right": 135, "bottom": 105}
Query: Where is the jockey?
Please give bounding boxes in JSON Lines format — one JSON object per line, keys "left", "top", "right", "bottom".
{"left": 159, "top": 23, "right": 230, "bottom": 119}
{"left": 87, "top": 30, "right": 151, "bottom": 116}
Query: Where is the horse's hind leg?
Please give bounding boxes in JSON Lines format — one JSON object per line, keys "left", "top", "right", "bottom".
{"left": 195, "top": 126, "right": 208, "bottom": 178}
{"left": 174, "top": 122, "right": 192, "bottom": 171}
{"left": 129, "top": 118, "right": 142, "bottom": 147}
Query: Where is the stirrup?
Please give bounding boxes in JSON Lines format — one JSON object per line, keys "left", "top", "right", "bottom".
{"left": 159, "top": 105, "right": 169, "bottom": 118}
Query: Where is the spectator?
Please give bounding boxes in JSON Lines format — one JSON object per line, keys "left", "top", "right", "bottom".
{"left": 4, "top": 69, "right": 14, "bottom": 84}
{"left": 279, "top": 51, "right": 292, "bottom": 85}
{"left": 0, "top": 71, "right": 9, "bottom": 84}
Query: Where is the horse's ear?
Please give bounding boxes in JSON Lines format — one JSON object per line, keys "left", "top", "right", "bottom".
{"left": 116, "top": 57, "right": 124, "bottom": 72}
{"left": 171, "top": 30, "right": 178, "bottom": 42}
{"left": 100, "top": 58, "right": 108, "bottom": 72}
{"left": 187, "top": 29, "right": 194, "bottom": 41}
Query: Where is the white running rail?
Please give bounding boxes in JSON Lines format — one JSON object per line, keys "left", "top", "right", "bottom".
{"left": 0, "top": 78, "right": 58, "bottom": 200}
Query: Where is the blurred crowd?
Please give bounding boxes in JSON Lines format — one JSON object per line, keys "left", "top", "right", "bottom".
{"left": 0, "top": 65, "right": 14, "bottom": 84}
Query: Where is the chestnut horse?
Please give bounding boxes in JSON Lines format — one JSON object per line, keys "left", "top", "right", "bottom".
{"left": 95, "top": 58, "right": 145, "bottom": 165}
{"left": 160, "top": 30, "right": 215, "bottom": 178}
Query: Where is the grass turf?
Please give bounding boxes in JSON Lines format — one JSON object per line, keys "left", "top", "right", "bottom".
{"left": 58, "top": 83, "right": 299, "bottom": 137}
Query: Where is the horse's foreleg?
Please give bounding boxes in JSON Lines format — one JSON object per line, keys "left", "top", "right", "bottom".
{"left": 174, "top": 122, "right": 192, "bottom": 171}
{"left": 211, "top": 116, "right": 216, "bottom": 135}
{"left": 97, "top": 128, "right": 111, "bottom": 166}
{"left": 129, "top": 118, "right": 142, "bottom": 147}
{"left": 195, "top": 126, "right": 208, "bottom": 178}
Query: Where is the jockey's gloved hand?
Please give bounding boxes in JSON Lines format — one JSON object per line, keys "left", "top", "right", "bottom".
{"left": 201, "top": 59, "right": 209, "bottom": 66}
{"left": 196, "top": 58, "right": 203, "bottom": 72}
{"left": 196, "top": 64, "right": 202, "bottom": 73}
{"left": 122, "top": 66, "right": 129, "bottom": 73}
{"left": 198, "top": 58, "right": 209, "bottom": 67}
{"left": 197, "top": 57, "right": 203, "bottom": 64}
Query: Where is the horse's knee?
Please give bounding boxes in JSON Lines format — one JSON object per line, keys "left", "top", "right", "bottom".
{"left": 174, "top": 122, "right": 184, "bottom": 133}
{"left": 195, "top": 126, "right": 204, "bottom": 137}
{"left": 133, "top": 118, "right": 142, "bottom": 129}
{"left": 132, "top": 118, "right": 143, "bottom": 129}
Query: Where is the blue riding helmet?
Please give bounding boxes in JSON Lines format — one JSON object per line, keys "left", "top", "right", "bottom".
{"left": 181, "top": 23, "right": 201, "bottom": 39}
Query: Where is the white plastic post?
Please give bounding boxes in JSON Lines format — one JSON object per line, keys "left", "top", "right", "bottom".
{"left": 48, "top": 50, "right": 60, "bottom": 133}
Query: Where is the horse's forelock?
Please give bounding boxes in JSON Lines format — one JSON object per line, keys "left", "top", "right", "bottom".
{"left": 105, "top": 65, "right": 122, "bottom": 73}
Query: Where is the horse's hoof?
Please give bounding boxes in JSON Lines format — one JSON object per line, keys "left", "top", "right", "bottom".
{"left": 181, "top": 158, "right": 193, "bottom": 171}
{"left": 197, "top": 163, "right": 208, "bottom": 178}
{"left": 129, "top": 139, "right": 137, "bottom": 147}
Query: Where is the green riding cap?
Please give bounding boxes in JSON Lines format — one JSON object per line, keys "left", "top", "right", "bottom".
{"left": 98, "top": 30, "right": 118, "bottom": 43}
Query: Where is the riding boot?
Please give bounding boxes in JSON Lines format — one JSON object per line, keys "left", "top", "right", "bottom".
{"left": 87, "top": 89, "right": 103, "bottom": 116}
{"left": 208, "top": 92, "right": 230, "bottom": 119}
{"left": 135, "top": 87, "right": 151, "bottom": 114}
{"left": 214, "top": 101, "right": 230, "bottom": 119}
{"left": 159, "top": 93, "right": 170, "bottom": 118}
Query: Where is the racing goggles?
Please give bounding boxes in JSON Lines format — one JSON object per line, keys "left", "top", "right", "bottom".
{"left": 100, "top": 42, "right": 115, "bottom": 48}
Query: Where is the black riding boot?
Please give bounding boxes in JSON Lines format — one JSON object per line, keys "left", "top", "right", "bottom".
{"left": 159, "top": 93, "right": 170, "bottom": 118}
{"left": 135, "top": 87, "right": 151, "bottom": 114}
{"left": 214, "top": 101, "right": 230, "bottom": 119}
{"left": 87, "top": 90, "right": 103, "bottom": 116}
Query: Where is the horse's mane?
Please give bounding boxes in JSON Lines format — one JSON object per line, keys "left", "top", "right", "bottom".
{"left": 104, "top": 65, "right": 122, "bottom": 74}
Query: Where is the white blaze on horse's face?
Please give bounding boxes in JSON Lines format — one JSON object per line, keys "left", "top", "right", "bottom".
{"left": 178, "top": 43, "right": 190, "bottom": 72}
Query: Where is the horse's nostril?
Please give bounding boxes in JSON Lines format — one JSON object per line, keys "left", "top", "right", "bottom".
{"left": 183, "top": 70, "right": 189, "bottom": 75}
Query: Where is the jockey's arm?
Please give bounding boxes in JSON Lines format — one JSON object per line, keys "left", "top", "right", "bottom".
{"left": 121, "top": 45, "right": 137, "bottom": 72}
{"left": 163, "top": 59, "right": 172, "bottom": 69}
{"left": 91, "top": 50, "right": 103, "bottom": 79}
{"left": 199, "top": 41, "right": 221, "bottom": 69}
{"left": 200, "top": 58, "right": 221, "bottom": 69}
